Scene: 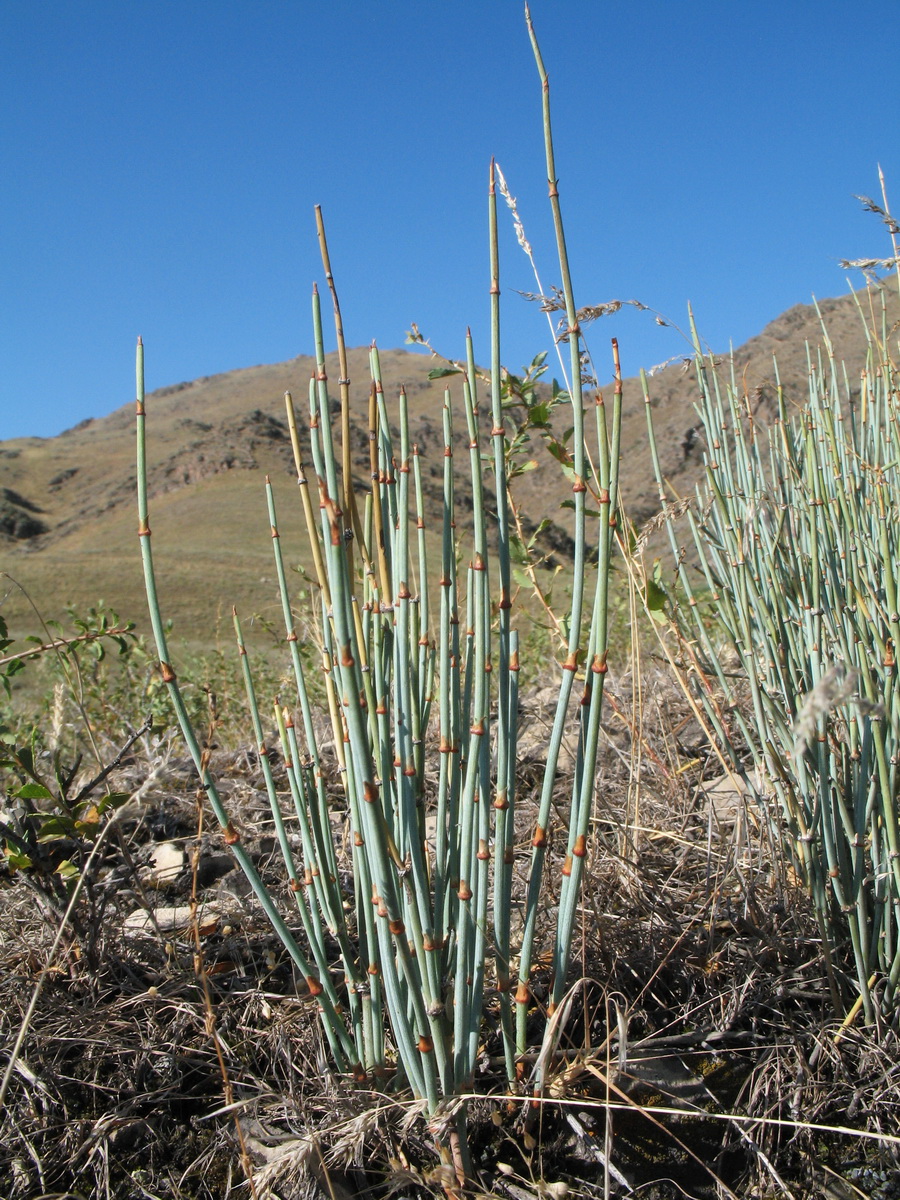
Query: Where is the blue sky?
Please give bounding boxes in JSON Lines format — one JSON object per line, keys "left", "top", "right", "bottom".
{"left": 2, "top": 1, "right": 898, "bottom": 441}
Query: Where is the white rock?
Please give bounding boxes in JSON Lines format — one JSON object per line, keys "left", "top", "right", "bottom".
{"left": 700, "top": 767, "right": 765, "bottom": 836}
{"left": 146, "top": 841, "right": 185, "bottom": 887}
{"left": 124, "top": 904, "right": 220, "bottom": 934}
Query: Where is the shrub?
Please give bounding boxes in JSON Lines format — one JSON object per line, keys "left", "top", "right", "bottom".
{"left": 135, "top": 11, "right": 622, "bottom": 1178}
{"left": 644, "top": 286, "right": 900, "bottom": 1025}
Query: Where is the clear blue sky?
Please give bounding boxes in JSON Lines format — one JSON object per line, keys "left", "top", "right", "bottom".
{"left": 2, "top": 1, "right": 898, "bottom": 441}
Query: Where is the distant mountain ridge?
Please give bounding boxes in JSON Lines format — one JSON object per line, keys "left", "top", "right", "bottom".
{"left": 2, "top": 281, "right": 897, "bottom": 643}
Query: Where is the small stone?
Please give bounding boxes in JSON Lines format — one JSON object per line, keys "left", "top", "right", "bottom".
{"left": 145, "top": 841, "right": 185, "bottom": 887}
{"left": 545, "top": 1184, "right": 569, "bottom": 1199}
{"left": 124, "top": 903, "right": 220, "bottom": 934}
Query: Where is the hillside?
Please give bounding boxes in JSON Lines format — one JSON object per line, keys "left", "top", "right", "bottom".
{"left": 2, "top": 281, "right": 897, "bottom": 649}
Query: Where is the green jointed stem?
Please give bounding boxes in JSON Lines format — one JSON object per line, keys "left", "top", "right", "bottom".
{"left": 488, "top": 162, "right": 517, "bottom": 1082}
{"left": 233, "top": 611, "right": 355, "bottom": 1036}
{"left": 452, "top": 367, "right": 492, "bottom": 1090}
{"left": 135, "top": 340, "right": 356, "bottom": 1070}
{"left": 645, "top": 290, "right": 900, "bottom": 1021}
{"left": 551, "top": 344, "right": 622, "bottom": 1008}
{"left": 516, "top": 8, "right": 593, "bottom": 1059}
{"left": 434, "top": 395, "right": 462, "bottom": 954}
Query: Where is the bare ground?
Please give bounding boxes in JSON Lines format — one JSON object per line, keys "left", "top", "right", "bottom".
{"left": 2, "top": 671, "right": 899, "bottom": 1200}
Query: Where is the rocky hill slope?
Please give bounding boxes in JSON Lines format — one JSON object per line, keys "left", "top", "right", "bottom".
{"left": 2, "top": 281, "right": 897, "bottom": 646}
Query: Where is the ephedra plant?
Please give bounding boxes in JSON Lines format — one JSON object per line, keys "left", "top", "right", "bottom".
{"left": 136, "top": 11, "right": 621, "bottom": 1176}
{"left": 645, "top": 271, "right": 900, "bottom": 1026}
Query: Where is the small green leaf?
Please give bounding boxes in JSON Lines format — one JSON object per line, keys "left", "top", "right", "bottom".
{"left": 14, "top": 746, "right": 36, "bottom": 775}
{"left": 4, "top": 847, "right": 32, "bottom": 872}
{"left": 508, "top": 460, "right": 539, "bottom": 481}
{"left": 645, "top": 577, "right": 668, "bottom": 620}
{"left": 427, "top": 366, "right": 462, "bottom": 380}
{"left": 37, "top": 815, "right": 78, "bottom": 841}
{"left": 509, "top": 534, "right": 528, "bottom": 567}
{"left": 546, "top": 443, "right": 572, "bottom": 467}
{"left": 560, "top": 499, "right": 602, "bottom": 518}
{"left": 15, "top": 783, "right": 54, "bottom": 801}
{"left": 98, "top": 792, "right": 131, "bottom": 813}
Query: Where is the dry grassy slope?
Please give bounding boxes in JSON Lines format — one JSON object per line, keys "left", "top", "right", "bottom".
{"left": 2, "top": 283, "right": 897, "bottom": 646}
{"left": 0, "top": 346, "right": 494, "bottom": 647}
{"left": 611, "top": 284, "right": 900, "bottom": 529}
